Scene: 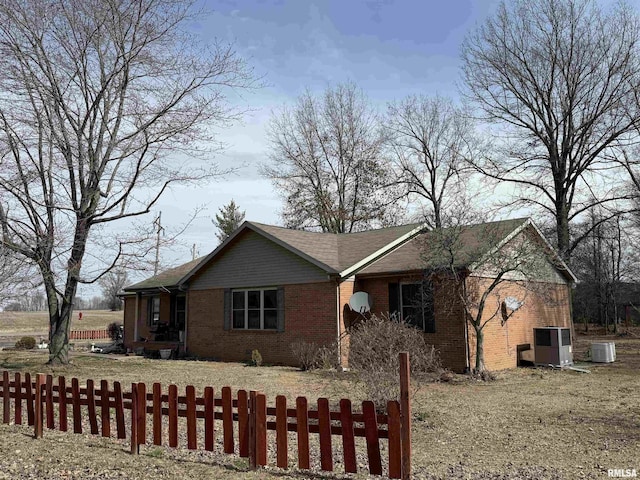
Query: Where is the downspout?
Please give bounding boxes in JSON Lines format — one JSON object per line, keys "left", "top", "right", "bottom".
{"left": 462, "top": 276, "right": 470, "bottom": 372}
{"left": 336, "top": 279, "right": 342, "bottom": 367}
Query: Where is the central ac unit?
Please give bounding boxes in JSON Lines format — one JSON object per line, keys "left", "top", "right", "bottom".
{"left": 533, "top": 327, "right": 573, "bottom": 367}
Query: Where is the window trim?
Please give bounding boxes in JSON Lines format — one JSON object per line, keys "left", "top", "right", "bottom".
{"left": 147, "top": 295, "right": 160, "bottom": 326}
{"left": 231, "top": 288, "right": 278, "bottom": 331}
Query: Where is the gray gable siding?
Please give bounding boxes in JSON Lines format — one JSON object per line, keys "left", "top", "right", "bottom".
{"left": 188, "top": 230, "right": 329, "bottom": 290}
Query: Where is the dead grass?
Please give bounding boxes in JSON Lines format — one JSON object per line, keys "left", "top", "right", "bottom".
{"left": 0, "top": 310, "right": 123, "bottom": 335}
{"left": 0, "top": 330, "right": 637, "bottom": 479}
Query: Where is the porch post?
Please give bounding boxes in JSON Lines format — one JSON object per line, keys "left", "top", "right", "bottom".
{"left": 134, "top": 293, "right": 140, "bottom": 341}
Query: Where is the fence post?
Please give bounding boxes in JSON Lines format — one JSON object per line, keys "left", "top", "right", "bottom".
{"left": 130, "top": 383, "right": 139, "bottom": 455}
{"left": 33, "top": 373, "right": 45, "bottom": 439}
{"left": 399, "top": 352, "right": 411, "bottom": 480}
{"left": 248, "top": 390, "right": 257, "bottom": 470}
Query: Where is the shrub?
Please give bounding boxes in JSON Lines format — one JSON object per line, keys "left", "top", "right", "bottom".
{"left": 315, "top": 343, "right": 340, "bottom": 370}
{"left": 15, "top": 336, "right": 36, "bottom": 350}
{"left": 348, "top": 313, "right": 444, "bottom": 410}
{"left": 290, "top": 341, "right": 320, "bottom": 371}
{"left": 250, "top": 349, "right": 263, "bottom": 367}
{"left": 107, "top": 322, "right": 123, "bottom": 342}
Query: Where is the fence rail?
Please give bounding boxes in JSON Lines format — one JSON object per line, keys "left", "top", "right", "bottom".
{"left": 69, "top": 329, "right": 110, "bottom": 340}
{"left": 0, "top": 353, "right": 412, "bottom": 479}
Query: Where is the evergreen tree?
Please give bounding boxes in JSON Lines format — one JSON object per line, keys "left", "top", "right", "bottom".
{"left": 213, "top": 200, "right": 245, "bottom": 242}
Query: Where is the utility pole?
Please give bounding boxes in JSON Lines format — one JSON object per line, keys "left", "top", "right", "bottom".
{"left": 191, "top": 243, "right": 198, "bottom": 260}
{"left": 153, "top": 212, "right": 164, "bottom": 276}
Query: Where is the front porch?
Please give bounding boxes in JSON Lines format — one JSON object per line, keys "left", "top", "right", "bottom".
{"left": 130, "top": 340, "right": 185, "bottom": 357}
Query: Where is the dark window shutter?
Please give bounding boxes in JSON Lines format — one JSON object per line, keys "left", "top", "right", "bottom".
{"left": 388, "top": 282, "right": 399, "bottom": 320}
{"left": 223, "top": 289, "right": 231, "bottom": 331}
{"left": 276, "top": 286, "right": 285, "bottom": 332}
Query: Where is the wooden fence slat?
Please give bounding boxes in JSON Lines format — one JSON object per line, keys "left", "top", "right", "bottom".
{"left": 86, "top": 379, "right": 98, "bottom": 434}
{"left": 222, "top": 386, "right": 233, "bottom": 454}
{"left": 237, "top": 389, "right": 248, "bottom": 457}
{"left": 318, "top": 398, "right": 333, "bottom": 471}
{"left": 186, "top": 385, "right": 197, "bottom": 450}
{"left": 25, "top": 373, "right": 34, "bottom": 426}
{"left": 14, "top": 372, "right": 22, "bottom": 425}
{"left": 276, "top": 395, "right": 288, "bottom": 469}
{"left": 130, "top": 383, "right": 139, "bottom": 455}
{"left": 58, "top": 376, "right": 68, "bottom": 432}
{"left": 399, "top": 352, "right": 412, "bottom": 480}
{"left": 100, "top": 380, "right": 110, "bottom": 437}
{"left": 34, "top": 374, "right": 45, "bottom": 438}
{"left": 3, "top": 371, "right": 10, "bottom": 424}
{"left": 71, "top": 378, "right": 82, "bottom": 434}
{"left": 387, "top": 400, "right": 402, "bottom": 479}
{"left": 168, "top": 384, "right": 178, "bottom": 448}
{"left": 248, "top": 391, "right": 257, "bottom": 470}
{"left": 114, "top": 381, "right": 126, "bottom": 439}
{"left": 137, "top": 382, "right": 146, "bottom": 445}
{"left": 363, "top": 400, "right": 382, "bottom": 475}
{"left": 256, "top": 393, "right": 267, "bottom": 466}
{"left": 296, "top": 396, "right": 310, "bottom": 470}
{"left": 340, "top": 398, "right": 357, "bottom": 473}
{"left": 204, "top": 387, "right": 215, "bottom": 452}
{"left": 45, "top": 374, "right": 54, "bottom": 429}
{"left": 153, "top": 383, "right": 162, "bottom": 446}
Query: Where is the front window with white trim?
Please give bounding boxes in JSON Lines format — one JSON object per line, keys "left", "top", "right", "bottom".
{"left": 232, "top": 288, "right": 278, "bottom": 330}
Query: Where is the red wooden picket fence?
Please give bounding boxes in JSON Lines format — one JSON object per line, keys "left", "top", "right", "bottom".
{"left": 69, "top": 329, "right": 110, "bottom": 340}
{"left": 0, "top": 353, "right": 412, "bottom": 479}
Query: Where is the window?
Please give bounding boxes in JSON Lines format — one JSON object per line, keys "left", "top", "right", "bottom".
{"left": 232, "top": 289, "right": 278, "bottom": 330}
{"left": 400, "top": 282, "right": 435, "bottom": 333}
{"left": 148, "top": 296, "right": 160, "bottom": 326}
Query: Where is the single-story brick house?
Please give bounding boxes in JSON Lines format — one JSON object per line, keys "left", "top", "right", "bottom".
{"left": 122, "top": 218, "right": 577, "bottom": 372}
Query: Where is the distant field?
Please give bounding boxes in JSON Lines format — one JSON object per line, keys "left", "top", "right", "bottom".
{"left": 0, "top": 310, "right": 123, "bottom": 334}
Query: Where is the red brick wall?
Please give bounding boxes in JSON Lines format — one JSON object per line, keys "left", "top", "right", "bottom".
{"left": 338, "top": 279, "right": 356, "bottom": 365}
{"left": 466, "top": 278, "right": 571, "bottom": 371}
{"left": 123, "top": 296, "right": 136, "bottom": 347}
{"left": 354, "top": 275, "right": 468, "bottom": 372}
{"left": 187, "top": 282, "right": 339, "bottom": 365}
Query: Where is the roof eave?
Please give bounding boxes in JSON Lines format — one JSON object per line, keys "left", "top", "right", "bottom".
{"left": 339, "top": 223, "right": 427, "bottom": 279}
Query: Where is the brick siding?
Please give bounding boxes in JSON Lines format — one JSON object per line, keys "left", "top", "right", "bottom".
{"left": 186, "top": 282, "right": 339, "bottom": 365}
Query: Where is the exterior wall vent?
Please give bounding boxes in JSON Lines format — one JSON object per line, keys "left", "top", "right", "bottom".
{"left": 533, "top": 327, "right": 573, "bottom": 367}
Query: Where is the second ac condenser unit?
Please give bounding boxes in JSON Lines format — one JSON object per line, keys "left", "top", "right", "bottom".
{"left": 533, "top": 327, "right": 573, "bottom": 367}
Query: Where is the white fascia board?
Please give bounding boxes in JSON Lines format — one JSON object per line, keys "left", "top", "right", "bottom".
{"left": 338, "top": 223, "right": 426, "bottom": 279}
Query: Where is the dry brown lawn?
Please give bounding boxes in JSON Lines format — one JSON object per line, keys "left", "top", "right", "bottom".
{"left": 0, "top": 329, "right": 637, "bottom": 479}
{"left": 0, "top": 310, "right": 123, "bottom": 335}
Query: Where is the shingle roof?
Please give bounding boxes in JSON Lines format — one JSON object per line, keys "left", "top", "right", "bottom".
{"left": 358, "top": 218, "right": 529, "bottom": 275}
{"left": 250, "top": 222, "right": 423, "bottom": 272}
{"left": 125, "top": 217, "right": 565, "bottom": 291}
{"left": 124, "top": 256, "right": 206, "bottom": 291}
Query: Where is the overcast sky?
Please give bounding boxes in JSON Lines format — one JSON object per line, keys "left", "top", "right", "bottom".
{"left": 97, "top": 0, "right": 504, "bottom": 291}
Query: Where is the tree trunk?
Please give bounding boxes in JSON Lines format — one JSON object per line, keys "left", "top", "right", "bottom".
{"left": 473, "top": 326, "right": 486, "bottom": 373}
{"left": 555, "top": 202, "right": 571, "bottom": 262}
{"left": 48, "top": 217, "right": 90, "bottom": 364}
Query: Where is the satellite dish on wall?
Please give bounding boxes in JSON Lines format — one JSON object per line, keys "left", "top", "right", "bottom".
{"left": 349, "top": 292, "right": 371, "bottom": 313}
{"left": 504, "top": 297, "right": 523, "bottom": 311}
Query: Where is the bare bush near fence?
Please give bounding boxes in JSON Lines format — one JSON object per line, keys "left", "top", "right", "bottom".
{"left": 348, "top": 314, "right": 444, "bottom": 409}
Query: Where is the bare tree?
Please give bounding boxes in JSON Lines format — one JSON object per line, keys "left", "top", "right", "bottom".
{"left": 384, "top": 95, "right": 481, "bottom": 228}
{"left": 212, "top": 199, "right": 245, "bottom": 243}
{"left": 0, "top": 0, "right": 255, "bottom": 364}
{"left": 99, "top": 269, "right": 128, "bottom": 311}
{"left": 461, "top": 0, "right": 640, "bottom": 261}
{"left": 421, "top": 210, "right": 565, "bottom": 373}
{"left": 264, "top": 82, "right": 400, "bottom": 233}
